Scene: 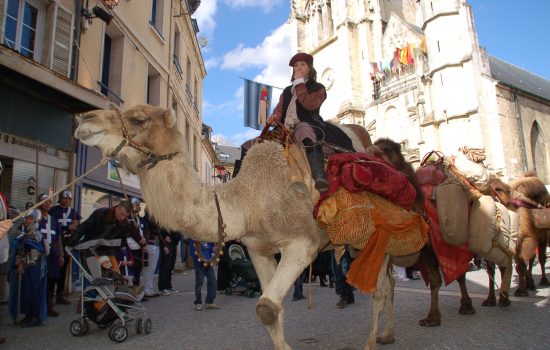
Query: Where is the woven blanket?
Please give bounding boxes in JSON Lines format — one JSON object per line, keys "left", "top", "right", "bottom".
{"left": 317, "top": 188, "right": 428, "bottom": 293}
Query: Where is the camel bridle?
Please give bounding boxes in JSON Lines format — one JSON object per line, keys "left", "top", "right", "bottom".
{"left": 111, "top": 108, "right": 180, "bottom": 170}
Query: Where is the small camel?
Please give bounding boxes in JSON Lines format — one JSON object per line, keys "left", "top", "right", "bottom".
{"left": 374, "top": 139, "right": 520, "bottom": 327}
{"left": 76, "top": 105, "right": 405, "bottom": 349}
{"left": 374, "top": 138, "right": 475, "bottom": 326}
{"left": 507, "top": 174, "right": 550, "bottom": 296}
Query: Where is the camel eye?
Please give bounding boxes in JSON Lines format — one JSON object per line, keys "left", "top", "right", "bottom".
{"left": 130, "top": 118, "right": 147, "bottom": 127}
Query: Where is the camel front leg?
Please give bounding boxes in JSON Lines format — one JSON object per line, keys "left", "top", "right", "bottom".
{"left": 248, "top": 241, "right": 318, "bottom": 350}
{"left": 365, "top": 255, "right": 390, "bottom": 350}
{"left": 376, "top": 265, "right": 395, "bottom": 345}
{"left": 497, "top": 261, "right": 512, "bottom": 307}
{"left": 526, "top": 257, "right": 536, "bottom": 291}
{"left": 514, "top": 258, "right": 529, "bottom": 297}
{"left": 482, "top": 261, "right": 497, "bottom": 307}
{"left": 418, "top": 246, "right": 442, "bottom": 327}
{"left": 537, "top": 237, "right": 549, "bottom": 286}
{"left": 457, "top": 273, "right": 475, "bottom": 315}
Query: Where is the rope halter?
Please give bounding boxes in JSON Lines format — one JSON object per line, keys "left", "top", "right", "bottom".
{"left": 110, "top": 108, "right": 180, "bottom": 170}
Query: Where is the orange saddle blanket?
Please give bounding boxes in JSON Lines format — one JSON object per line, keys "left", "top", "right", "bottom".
{"left": 317, "top": 188, "right": 428, "bottom": 293}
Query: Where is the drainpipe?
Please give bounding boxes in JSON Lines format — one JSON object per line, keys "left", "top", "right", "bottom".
{"left": 166, "top": 0, "right": 174, "bottom": 108}
{"left": 513, "top": 89, "right": 528, "bottom": 173}
{"left": 70, "top": 0, "right": 84, "bottom": 212}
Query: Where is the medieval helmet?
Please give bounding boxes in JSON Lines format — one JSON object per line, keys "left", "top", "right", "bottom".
{"left": 59, "top": 190, "right": 72, "bottom": 202}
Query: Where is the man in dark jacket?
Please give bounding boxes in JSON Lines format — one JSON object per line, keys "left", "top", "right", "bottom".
{"left": 66, "top": 201, "right": 146, "bottom": 262}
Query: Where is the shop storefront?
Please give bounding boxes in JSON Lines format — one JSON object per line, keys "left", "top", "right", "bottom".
{"left": 75, "top": 144, "right": 141, "bottom": 220}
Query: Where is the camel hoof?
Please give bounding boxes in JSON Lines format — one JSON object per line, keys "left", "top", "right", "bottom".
{"left": 481, "top": 298, "right": 496, "bottom": 307}
{"left": 419, "top": 317, "right": 441, "bottom": 327}
{"left": 256, "top": 298, "right": 279, "bottom": 325}
{"left": 459, "top": 305, "right": 476, "bottom": 315}
{"left": 539, "top": 279, "right": 550, "bottom": 286}
{"left": 514, "top": 289, "right": 529, "bottom": 297}
{"left": 498, "top": 298, "right": 511, "bottom": 307}
{"left": 376, "top": 335, "right": 395, "bottom": 345}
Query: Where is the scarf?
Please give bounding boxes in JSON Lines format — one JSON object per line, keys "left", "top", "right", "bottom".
{"left": 284, "top": 78, "right": 308, "bottom": 129}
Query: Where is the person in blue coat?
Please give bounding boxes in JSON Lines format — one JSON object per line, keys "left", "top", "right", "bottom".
{"left": 8, "top": 211, "right": 48, "bottom": 327}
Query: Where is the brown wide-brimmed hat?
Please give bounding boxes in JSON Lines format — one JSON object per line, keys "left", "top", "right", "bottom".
{"left": 289, "top": 52, "right": 313, "bottom": 66}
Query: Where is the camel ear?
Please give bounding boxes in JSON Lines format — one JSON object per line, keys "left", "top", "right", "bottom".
{"left": 161, "top": 108, "right": 177, "bottom": 128}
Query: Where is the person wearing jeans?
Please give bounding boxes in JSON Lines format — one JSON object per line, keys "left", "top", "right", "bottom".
{"left": 143, "top": 214, "right": 162, "bottom": 297}
{"left": 190, "top": 240, "right": 220, "bottom": 311}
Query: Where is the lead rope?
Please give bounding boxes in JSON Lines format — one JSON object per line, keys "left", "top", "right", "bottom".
{"left": 10, "top": 157, "right": 110, "bottom": 223}
{"left": 192, "top": 192, "right": 227, "bottom": 267}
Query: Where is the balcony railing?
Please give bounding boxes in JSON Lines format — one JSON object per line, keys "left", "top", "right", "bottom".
{"left": 185, "top": 84, "right": 193, "bottom": 105}
{"left": 173, "top": 55, "right": 183, "bottom": 77}
{"left": 97, "top": 81, "right": 124, "bottom": 105}
{"left": 372, "top": 64, "right": 417, "bottom": 102}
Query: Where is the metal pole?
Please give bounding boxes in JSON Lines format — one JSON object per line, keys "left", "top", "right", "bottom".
{"left": 35, "top": 140, "right": 39, "bottom": 201}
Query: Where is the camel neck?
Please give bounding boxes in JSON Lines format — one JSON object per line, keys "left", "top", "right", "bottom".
{"left": 139, "top": 155, "right": 221, "bottom": 242}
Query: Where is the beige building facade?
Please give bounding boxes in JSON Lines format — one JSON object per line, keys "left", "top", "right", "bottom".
{"left": 0, "top": 0, "right": 216, "bottom": 217}
{"left": 290, "top": 0, "right": 550, "bottom": 184}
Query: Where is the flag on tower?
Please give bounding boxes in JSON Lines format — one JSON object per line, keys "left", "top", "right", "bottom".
{"left": 243, "top": 79, "right": 273, "bottom": 130}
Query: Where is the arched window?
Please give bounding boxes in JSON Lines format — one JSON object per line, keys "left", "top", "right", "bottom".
{"left": 530, "top": 121, "right": 549, "bottom": 183}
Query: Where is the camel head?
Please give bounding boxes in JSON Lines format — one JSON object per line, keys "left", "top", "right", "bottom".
{"left": 510, "top": 173, "right": 550, "bottom": 207}
{"left": 488, "top": 176, "right": 511, "bottom": 207}
{"left": 75, "top": 105, "right": 184, "bottom": 174}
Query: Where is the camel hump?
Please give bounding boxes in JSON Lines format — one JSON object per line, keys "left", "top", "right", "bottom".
{"left": 339, "top": 124, "right": 373, "bottom": 152}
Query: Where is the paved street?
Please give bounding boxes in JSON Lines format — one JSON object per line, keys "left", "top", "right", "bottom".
{"left": 2, "top": 259, "right": 549, "bottom": 350}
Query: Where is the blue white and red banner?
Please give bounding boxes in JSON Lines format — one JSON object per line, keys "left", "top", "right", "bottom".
{"left": 243, "top": 79, "right": 273, "bottom": 130}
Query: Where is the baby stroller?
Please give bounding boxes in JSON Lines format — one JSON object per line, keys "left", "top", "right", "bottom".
{"left": 224, "top": 244, "right": 261, "bottom": 298}
{"left": 66, "top": 246, "right": 151, "bottom": 343}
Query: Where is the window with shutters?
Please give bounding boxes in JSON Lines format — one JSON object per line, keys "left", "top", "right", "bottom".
{"left": 1, "top": 0, "right": 46, "bottom": 61}
{"left": 50, "top": 4, "right": 73, "bottom": 77}
{"left": 150, "top": 0, "right": 164, "bottom": 38}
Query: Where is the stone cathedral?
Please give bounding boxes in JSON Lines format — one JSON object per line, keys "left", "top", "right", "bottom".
{"left": 289, "top": 0, "right": 550, "bottom": 184}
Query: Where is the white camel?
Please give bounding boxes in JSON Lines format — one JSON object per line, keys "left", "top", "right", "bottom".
{"left": 75, "top": 105, "right": 400, "bottom": 349}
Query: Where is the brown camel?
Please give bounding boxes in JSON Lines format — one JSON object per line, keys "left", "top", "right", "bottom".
{"left": 508, "top": 174, "right": 550, "bottom": 296}
{"left": 374, "top": 138, "right": 475, "bottom": 327}
{"left": 76, "top": 105, "right": 414, "bottom": 349}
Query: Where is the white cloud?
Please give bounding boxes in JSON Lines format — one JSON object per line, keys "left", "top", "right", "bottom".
{"left": 221, "top": 23, "right": 293, "bottom": 88}
{"left": 222, "top": 0, "right": 285, "bottom": 12}
{"left": 194, "top": 0, "right": 218, "bottom": 38}
{"left": 203, "top": 98, "right": 241, "bottom": 118}
{"left": 204, "top": 57, "right": 220, "bottom": 70}
{"left": 212, "top": 129, "right": 261, "bottom": 147}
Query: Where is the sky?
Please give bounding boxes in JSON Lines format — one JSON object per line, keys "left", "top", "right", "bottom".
{"left": 194, "top": 0, "right": 550, "bottom": 147}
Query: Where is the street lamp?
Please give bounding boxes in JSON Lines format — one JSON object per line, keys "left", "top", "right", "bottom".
{"left": 217, "top": 152, "right": 229, "bottom": 164}
{"left": 215, "top": 152, "right": 230, "bottom": 182}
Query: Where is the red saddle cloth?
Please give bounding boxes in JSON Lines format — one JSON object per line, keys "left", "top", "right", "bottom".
{"left": 417, "top": 185, "right": 472, "bottom": 286}
{"left": 314, "top": 152, "right": 416, "bottom": 217}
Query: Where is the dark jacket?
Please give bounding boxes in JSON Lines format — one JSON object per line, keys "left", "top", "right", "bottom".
{"left": 280, "top": 80, "right": 326, "bottom": 124}
{"left": 277, "top": 80, "right": 354, "bottom": 151}
{"left": 67, "top": 207, "right": 144, "bottom": 249}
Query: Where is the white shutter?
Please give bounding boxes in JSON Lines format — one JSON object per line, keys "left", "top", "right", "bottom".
{"left": 0, "top": 0, "right": 6, "bottom": 45}
{"left": 11, "top": 160, "right": 55, "bottom": 211}
{"left": 51, "top": 4, "right": 73, "bottom": 77}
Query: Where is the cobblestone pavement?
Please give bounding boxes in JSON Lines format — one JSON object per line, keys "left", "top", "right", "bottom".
{"left": 2, "top": 259, "right": 549, "bottom": 350}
